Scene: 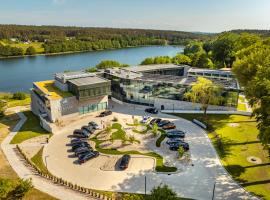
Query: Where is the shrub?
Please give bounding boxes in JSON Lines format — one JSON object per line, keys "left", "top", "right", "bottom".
{"left": 12, "top": 92, "right": 26, "bottom": 100}
{"left": 178, "top": 146, "right": 185, "bottom": 158}
{"left": 12, "top": 179, "right": 33, "bottom": 198}
{"left": 0, "top": 178, "right": 15, "bottom": 199}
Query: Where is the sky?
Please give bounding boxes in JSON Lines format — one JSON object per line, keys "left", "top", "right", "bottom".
{"left": 0, "top": 0, "right": 270, "bottom": 32}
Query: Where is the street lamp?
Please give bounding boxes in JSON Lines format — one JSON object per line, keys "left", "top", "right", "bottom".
{"left": 212, "top": 181, "right": 216, "bottom": 200}
{"left": 144, "top": 175, "right": 147, "bottom": 196}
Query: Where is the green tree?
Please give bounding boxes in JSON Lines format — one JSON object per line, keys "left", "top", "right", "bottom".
{"left": 152, "top": 123, "right": 159, "bottom": 136}
{"left": 141, "top": 57, "right": 154, "bottom": 65}
{"left": 184, "top": 41, "right": 203, "bottom": 55}
{"left": 234, "top": 46, "right": 270, "bottom": 148}
{"left": 178, "top": 146, "right": 185, "bottom": 158}
{"left": 211, "top": 33, "right": 239, "bottom": 68}
{"left": 172, "top": 54, "right": 191, "bottom": 65}
{"left": 0, "top": 100, "right": 7, "bottom": 117}
{"left": 13, "top": 92, "right": 26, "bottom": 100}
{"left": 146, "top": 184, "right": 178, "bottom": 200}
{"left": 96, "top": 60, "right": 129, "bottom": 69}
{"left": 85, "top": 67, "right": 98, "bottom": 73}
{"left": 25, "top": 46, "right": 36, "bottom": 55}
{"left": 184, "top": 77, "right": 223, "bottom": 116}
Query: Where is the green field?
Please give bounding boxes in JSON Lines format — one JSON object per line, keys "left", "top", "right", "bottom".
{"left": 173, "top": 113, "right": 270, "bottom": 199}
{"left": 10, "top": 111, "right": 51, "bottom": 144}
{"left": 0, "top": 92, "right": 31, "bottom": 108}
{"left": 0, "top": 39, "right": 44, "bottom": 54}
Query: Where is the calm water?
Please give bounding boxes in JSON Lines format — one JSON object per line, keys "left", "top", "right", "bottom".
{"left": 0, "top": 45, "right": 183, "bottom": 92}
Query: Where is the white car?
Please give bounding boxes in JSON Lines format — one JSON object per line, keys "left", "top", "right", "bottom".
{"left": 140, "top": 116, "right": 150, "bottom": 124}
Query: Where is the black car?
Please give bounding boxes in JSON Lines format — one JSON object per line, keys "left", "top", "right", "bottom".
{"left": 98, "top": 110, "right": 112, "bottom": 117}
{"left": 150, "top": 118, "right": 162, "bottom": 125}
{"left": 70, "top": 138, "right": 85, "bottom": 144}
{"left": 145, "top": 107, "right": 158, "bottom": 114}
{"left": 119, "top": 154, "right": 131, "bottom": 170}
{"left": 75, "top": 148, "right": 93, "bottom": 157}
{"left": 72, "top": 142, "right": 90, "bottom": 151}
{"left": 73, "top": 129, "right": 89, "bottom": 138}
{"left": 169, "top": 142, "right": 189, "bottom": 151}
{"left": 157, "top": 120, "right": 170, "bottom": 127}
{"left": 74, "top": 147, "right": 92, "bottom": 156}
{"left": 81, "top": 125, "right": 95, "bottom": 134}
{"left": 166, "top": 131, "right": 185, "bottom": 138}
{"left": 166, "top": 138, "right": 184, "bottom": 145}
{"left": 88, "top": 121, "right": 100, "bottom": 129}
{"left": 78, "top": 150, "right": 94, "bottom": 159}
{"left": 78, "top": 151, "right": 99, "bottom": 164}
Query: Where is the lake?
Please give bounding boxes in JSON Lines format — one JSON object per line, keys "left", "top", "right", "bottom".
{"left": 0, "top": 45, "right": 183, "bottom": 92}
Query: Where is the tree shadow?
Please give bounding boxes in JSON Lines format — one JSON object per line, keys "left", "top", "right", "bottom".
{"left": 224, "top": 164, "right": 246, "bottom": 182}
{"left": 212, "top": 136, "right": 234, "bottom": 159}
{"left": 241, "top": 179, "right": 270, "bottom": 187}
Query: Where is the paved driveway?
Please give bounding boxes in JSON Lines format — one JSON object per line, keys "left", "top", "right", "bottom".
{"left": 43, "top": 101, "right": 257, "bottom": 200}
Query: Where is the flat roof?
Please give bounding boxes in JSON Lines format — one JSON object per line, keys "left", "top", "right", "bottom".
{"left": 188, "top": 67, "right": 232, "bottom": 75}
{"left": 128, "top": 64, "right": 185, "bottom": 72}
{"left": 68, "top": 76, "right": 109, "bottom": 87}
{"left": 34, "top": 80, "right": 73, "bottom": 100}
{"left": 55, "top": 71, "right": 96, "bottom": 83}
{"left": 104, "top": 68, "right": 142, "bottom": 79}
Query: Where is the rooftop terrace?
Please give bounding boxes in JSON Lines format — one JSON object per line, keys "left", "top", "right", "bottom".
{"left": 34, "top": 80, "right": 73, "bottom": 100}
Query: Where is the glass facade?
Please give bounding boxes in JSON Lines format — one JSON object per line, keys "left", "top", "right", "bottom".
{"left": 104, "top": 73, "right": 239, "bottom": 108}
{"left": 79, "top": 102, "right": 107, "bottom": 114}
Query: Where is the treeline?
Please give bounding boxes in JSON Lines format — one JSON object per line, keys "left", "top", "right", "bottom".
{"left": 42, "top": 38, "right": 166, "bottom": 53}
{"left": 0, "top": 24, "right": 211, "bottom": 57}
{"left": 0, "top": 24, "right": 209, "bottom": 43}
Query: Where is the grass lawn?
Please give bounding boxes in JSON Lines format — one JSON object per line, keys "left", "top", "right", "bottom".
{"left": 10, "top": 111, "right": 51, "bottom": 144}
{"left": 31, "top": 147, "right": 50, "bottom": 175}
{"left": 0, "top": 92, "right": 31, "bottom": 108}
{"left": 111, "top": 123, "right": 127, "bottom": 140}
{"left": 172, "top": 113, "right": 270, "bottom": 199}
{"left": 0, "top": 113, "right": 57, "bottom": 200}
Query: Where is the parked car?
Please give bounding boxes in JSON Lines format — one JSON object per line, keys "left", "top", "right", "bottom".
{"left": 74, "top": 147, "right": 92, "bottom": 156}
{"left": 166, "top": 131, "right": 185, "bottom": 138}
{"left": 119, "top": 154, "right": 131, "bottom": 170}
{"left": 76, "top": 149, "right": 93, "bottom": 157}
{"left": 88, "top": 121, "right": 100, "bottom": 129}
{"left": 166, "top": 129, "right": 186, "bottom": 134}
{"left": 145, "top": 107, "right": 158, "bottom": 114}
{"left": 78, "top": 151, "right": 99, "bottom": 164}
{"left": 166, "top": 138, "right": 184, "bottom": 145}
{"left": 72, "top": 142, "right": 90, "bottom": 151}
{"left": 73, "top": 129, "right": 89, "bottom": 138}
{"left": 70, "top": 138, "right": 85, "bottom": 144}
{"left": 157, "top": 120, "right": 170, "bottom": 127}
{"left": 169, "top": 142, "right": 189, "bottom": 151}
{"left": 150, "top": 118, "right": 162, "bottom": 125}
{"left": 140, "top": 116, "right": 150, "bottom": 124}
{"left": 162, "top": 122, "right": 176, "bottom": 130}
{"left": 81, "top": 125, "right": 95, "bottom": 133}
{"left": 98, "top": 110, "right": 112, "bottom": 117}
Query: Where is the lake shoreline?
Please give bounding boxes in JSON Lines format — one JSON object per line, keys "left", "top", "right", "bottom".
{"left": 0, "top": 44, "right": 182, "bottom": 60}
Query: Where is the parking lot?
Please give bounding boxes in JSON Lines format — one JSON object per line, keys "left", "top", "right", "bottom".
{"left": 43, "top": 101, "right": 256, "bottom": 200}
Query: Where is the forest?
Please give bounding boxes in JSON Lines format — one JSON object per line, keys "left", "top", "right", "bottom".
{"left": 0, "top": 24, "right": 210, "bottom": 57}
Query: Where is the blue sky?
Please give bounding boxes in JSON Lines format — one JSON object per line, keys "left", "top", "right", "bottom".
{"left": 0, "top": 0, "right": 269, "bottom": 32}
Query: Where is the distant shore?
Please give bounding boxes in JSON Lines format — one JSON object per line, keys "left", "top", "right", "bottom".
{"left": 0, "top": 44, "right": 181, "bottom": 59}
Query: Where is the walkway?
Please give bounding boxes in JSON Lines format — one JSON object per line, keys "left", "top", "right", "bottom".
{"left": 0, "top": 108, "right": 96, "bottom": 200}
{"left": 162, "top": 109, "right": 252, "bottom": 116}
